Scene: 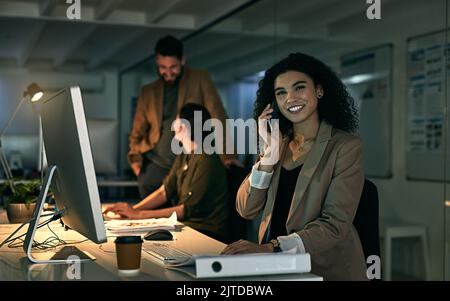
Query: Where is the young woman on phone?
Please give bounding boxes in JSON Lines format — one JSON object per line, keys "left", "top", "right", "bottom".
{"left": 222, "top": 53, "right": 366, "bottom": 281}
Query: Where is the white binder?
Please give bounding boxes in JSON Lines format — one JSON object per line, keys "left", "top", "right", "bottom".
{"left": 166, "top": 253, "right": 311, "bottom": 279}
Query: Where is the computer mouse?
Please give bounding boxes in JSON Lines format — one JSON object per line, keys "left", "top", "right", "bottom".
{"left": 144, "top": 229, "right": 173, "bottom": 241}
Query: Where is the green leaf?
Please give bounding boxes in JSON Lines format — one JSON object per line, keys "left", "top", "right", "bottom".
{"left": 1, "top": 179, "right": 43, "bottom": 207}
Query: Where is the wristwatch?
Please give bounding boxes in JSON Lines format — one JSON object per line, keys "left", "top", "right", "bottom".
{"left": 269, "top": 239, "right": 282, "bottom": 253}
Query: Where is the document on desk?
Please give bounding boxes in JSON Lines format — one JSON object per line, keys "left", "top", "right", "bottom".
{"left": 105, "top": 212, "right": 177, "bottom": 235}
{"left": 164, "top": 252, "right": 312, "bottom": 279}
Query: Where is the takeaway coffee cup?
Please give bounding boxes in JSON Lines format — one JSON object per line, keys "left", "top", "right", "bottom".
{"left": 114, "top": 236, "right": 143, "bottom": 276}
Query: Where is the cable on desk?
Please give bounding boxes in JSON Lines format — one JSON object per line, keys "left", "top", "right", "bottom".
{"left": 0, "top": 212, "right": 58, "bottom": 249}
{"left": 98, "top": 236, "right": 119, "bottom": 254}
{"left": 6, "top": 216, "right": 62, "bottom": 250}
{"left": 0, "top": 213, "right": 59, "bottom": 249}
{"left": 98, "top": 244, "right": 115, "bottom": 254}
{"left": 3, "top": 211, "right": 90, "bottom": 251}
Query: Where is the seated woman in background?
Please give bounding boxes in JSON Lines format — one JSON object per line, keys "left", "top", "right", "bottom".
{"left": 105, "top": 103, "right": 230, "bottom": 242}
{"left": 221, "top": 53, "right": 367, "bottom": 281}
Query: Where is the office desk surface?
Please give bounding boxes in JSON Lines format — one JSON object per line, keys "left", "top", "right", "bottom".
{"left": 0, "top": 210, "right": 322, "bottom": 281}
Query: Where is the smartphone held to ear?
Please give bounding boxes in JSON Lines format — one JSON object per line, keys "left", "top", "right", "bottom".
{"left": 268, "top": 101, "right": 280, "bottom": 132}
{"left": 270, "top": 100, "right": 280, "bottom": 119}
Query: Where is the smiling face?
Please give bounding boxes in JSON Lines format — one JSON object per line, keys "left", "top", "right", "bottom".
{"left": 155, "top": 54, "right": 185, "bottom": 83}
{"left": 274, "top": 71, "right": 323, "bottom": 125}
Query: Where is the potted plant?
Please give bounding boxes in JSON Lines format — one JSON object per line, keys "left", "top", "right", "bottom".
{"left": 1, "top": 180, "right": 40, "bottom": 223}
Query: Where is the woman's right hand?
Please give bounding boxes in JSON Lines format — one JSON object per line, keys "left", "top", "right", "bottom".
{"left": 103, "top": 202, "right": 140, "bottom": 219}
{"left": 258, "top": 103, "right": 280, "bottom": 170}
{"left": 103, "top": 202, "right": 132, "bottom": 214}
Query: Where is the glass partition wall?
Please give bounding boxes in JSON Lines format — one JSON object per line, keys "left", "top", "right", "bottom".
{"left": 270, "top": 0, "right": 448, "bottom": 281}
{"left": 118, "top": 0, "right": 449, "bottom": 280}
{"left": 445, "top": 0, "right": 450, "bottom": 282}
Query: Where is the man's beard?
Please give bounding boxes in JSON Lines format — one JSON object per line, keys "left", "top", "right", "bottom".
{"left": 157, "top": 66, "right": 183, "bottom": 85}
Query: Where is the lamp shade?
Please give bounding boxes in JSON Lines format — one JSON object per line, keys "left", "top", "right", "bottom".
{"left": 23, "top": 83, "right": 43, "bottom": 102}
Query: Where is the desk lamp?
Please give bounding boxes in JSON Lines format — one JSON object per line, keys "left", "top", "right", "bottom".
{"left": 0, "top": 83, "right": 44, "bottom": 192}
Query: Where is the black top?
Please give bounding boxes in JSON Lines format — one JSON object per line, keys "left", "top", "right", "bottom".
{"left": 268, "top": 165, "right": 303, "bottom": 240}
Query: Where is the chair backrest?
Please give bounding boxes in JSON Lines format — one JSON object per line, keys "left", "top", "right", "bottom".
{"left": 353, "top": 179, "right": 381, "bottom": 265}
{"left": 226, "top": 164, "right": 250, "bottom": 243}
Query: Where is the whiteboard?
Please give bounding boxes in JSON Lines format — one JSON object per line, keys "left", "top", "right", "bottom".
{"left": 340, "top": 45, "right": 393, "bottom": 178}
{"left": 406, "top": 31, "right": 448, "bottom": 181}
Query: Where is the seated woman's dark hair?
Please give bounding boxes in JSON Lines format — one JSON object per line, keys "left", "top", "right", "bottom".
{"left": 179, "top": 103, "right": 213, "bottom": 143}
{"left": 254, "top": 53, "right": 359, "bottom": 136}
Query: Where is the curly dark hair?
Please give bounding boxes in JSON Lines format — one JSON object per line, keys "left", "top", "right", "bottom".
{"left": 254, "top": 53, "right": 359, "bottom": 136}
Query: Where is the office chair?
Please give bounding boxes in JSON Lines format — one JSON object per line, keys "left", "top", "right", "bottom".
{"left": 225, "top": 164, "right": 250, "bottom": 243}
{"left": 353, "top": 179, "right": 381, "bottom": 272}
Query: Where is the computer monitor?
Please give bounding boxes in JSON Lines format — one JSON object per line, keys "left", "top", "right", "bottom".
{"left": 87, "top": 119, "right": 118, "bottom": 175}
{"left": 23, "top": 86, "right": 107, "bottom": 264}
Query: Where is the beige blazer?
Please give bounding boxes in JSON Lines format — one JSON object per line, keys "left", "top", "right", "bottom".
{"left": 236, "top": 120, "right": 367, "bottom": 281}
{"left": 128, "top": 66, "right": 234, "bottom": 168}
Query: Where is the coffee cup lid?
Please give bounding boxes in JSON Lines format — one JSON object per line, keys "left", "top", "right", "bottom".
{"left": 114, "top": 236, "right": 143, "bottom": 244}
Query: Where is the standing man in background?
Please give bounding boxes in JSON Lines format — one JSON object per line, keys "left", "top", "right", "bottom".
{"left": 128, "top": 35, "right": 239, "bottom": 198}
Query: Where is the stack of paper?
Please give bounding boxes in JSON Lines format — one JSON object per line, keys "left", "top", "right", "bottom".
{"left": 105, "top": 212, "right": 177, "bottom": 235}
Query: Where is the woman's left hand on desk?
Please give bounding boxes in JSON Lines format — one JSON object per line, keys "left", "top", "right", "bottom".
{"left": 221, "top": 239, "right": 273, "bottom": 255}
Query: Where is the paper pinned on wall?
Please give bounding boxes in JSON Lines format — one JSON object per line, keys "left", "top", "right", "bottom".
{"left": 407, "top": 33, "right": 446, "bottom": 153}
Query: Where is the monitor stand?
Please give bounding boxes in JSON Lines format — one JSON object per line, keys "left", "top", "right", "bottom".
{"left": 23, "top": 165, "right": 95, "bottom": 264}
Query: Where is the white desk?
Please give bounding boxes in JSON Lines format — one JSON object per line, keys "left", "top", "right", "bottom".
{"left": 0, "top": 210, "right": 322, "bottom": 281}
{"left": 0, "top": 179, "right": 138, "bottom": 187}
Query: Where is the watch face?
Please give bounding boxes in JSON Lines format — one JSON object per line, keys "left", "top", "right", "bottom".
{"left": 270, "top": 239, "right": 280, "bottom": 248}
{"left": 269, "top": 239, "right": 282, "bottom": 252}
